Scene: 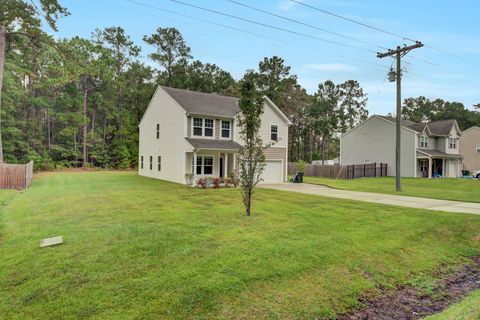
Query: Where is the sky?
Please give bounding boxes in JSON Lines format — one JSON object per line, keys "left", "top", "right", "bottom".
{"left": 45, "top": 0, "right": 480, "bottom": 115}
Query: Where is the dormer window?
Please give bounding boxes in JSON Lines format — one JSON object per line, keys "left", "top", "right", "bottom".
{"left": 449, "top": 137, "right": 457, "bottom": 149}
{"left": 420, "top": 135, "right": 428, "bottom": 148}
{"left": 221, "top": 120, "right": 231, "bottom": 138}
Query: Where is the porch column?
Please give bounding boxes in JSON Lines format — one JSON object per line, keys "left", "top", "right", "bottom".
{"left": 428, "top": 156, "right": 432, "bottom": 179}
{"left": 442, "top": 159, "right": 446, "bottom": 177}
{"left": 193, "top": 151, "right": 197, "bottom": 183}
{"left": 233, "top": 153, "right": 236, "bottom": 172}
{"left": 224, "top": 153, "right": 228, "bottom": 178}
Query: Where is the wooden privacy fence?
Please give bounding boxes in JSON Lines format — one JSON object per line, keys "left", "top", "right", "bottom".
{"left": 0, "top": 161, "right": 34, "bottom": 189}
{"left": 288, "top": 162, "right": 387, "bottom": 179}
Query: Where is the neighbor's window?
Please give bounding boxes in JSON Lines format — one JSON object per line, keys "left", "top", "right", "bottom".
{"left": 203, "top": 156, "right": 213, "bottom": 175}
{"left": 140, "top": 156, "right": 144, "bottom": 169}
{"left": 149, "top": 156, "right": 153, "bottom": 170}
{"left": 156, "top": 123, "right": 160, "bottom": 139}
{"left": 221, "top": 120, "right": 231, "bottom": 138}
{"left": 420, "top": 135, "right": 428, "bottom": 148}
{"left": 204, "top": 119, "right": 214, "bottom": 137}
{"left": 477, "top": 144, "right": 480, "bottom": 154}
{"left": 449, "top": 137, "right": 457, "bottom": 149}
{"left": 271, "top": 125, "right": 278, "bottom": 141}
{"left": 158, "top": 156, "right": 161, "bottom": 171}
{"left": 193, "top": 118, "right": 203, "bottom": 136}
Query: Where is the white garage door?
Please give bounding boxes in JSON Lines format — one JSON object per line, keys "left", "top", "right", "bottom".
{"left": 261, "top": 160, "right": 283, "bottom": 183}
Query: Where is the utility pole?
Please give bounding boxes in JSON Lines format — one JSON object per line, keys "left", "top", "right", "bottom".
{"left": 377, "top": 41, "right": 423, "bottom": 192}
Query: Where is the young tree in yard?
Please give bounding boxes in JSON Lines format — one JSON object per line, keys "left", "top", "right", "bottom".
{"left": 143, "top": 27, "right": 192, "bottom": 86}
{"left": 237, "top": 71, "right": 266, "bottom": 216}
{"left": 0, "top": 0, "right": 68, "bottom": 162}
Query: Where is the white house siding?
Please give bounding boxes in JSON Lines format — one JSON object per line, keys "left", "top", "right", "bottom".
{"left": 340, "top": 116, "right": 417, "bottom": 177}
{"left": 445, "top": 126, "right": 460, "bottom": 155}
{"left": 138, "top": 87, "right": 190, "bottom": 184}
{"left": 233, "top": 100, "right": 289, "bottom": 182}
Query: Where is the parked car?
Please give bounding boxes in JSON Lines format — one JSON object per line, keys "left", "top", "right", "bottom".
{"left": 473, "top": 170, "right": 480, "bottom": 179}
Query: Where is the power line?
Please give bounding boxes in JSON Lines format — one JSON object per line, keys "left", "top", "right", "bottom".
{"left": 290, "top": 0, "right": 480, "bottom": 67}
{"left": 124, "top": 0, "right": 389, "bottom": 71}
{"left": 289, "top": 0, "right": 417, "bottom": 42}
{"left": 225, "top": 0, "right": 388, "bottom": 51}
{"left": 125, "top": 0, "right": 289, "bottom": 45}
{"left": 169, "top": 0, "right": 379, "bottom": 54}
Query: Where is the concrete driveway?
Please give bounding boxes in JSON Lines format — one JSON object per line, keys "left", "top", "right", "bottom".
{"left": 259, "top": 183, "right": 480, "bottom": 215}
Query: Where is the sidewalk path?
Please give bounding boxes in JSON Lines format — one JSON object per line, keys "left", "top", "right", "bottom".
{"left": 259, "top": 183, "right": 480, "bottom": 215}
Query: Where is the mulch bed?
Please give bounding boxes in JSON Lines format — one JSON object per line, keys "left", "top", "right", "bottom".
{"left": 341, "top": 257, "right": 480, "bottom": 320}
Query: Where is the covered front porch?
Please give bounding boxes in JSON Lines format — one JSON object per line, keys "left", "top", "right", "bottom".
{"left": 417, "top": 150, "right": 462, "bottom": 178}
{"left": 185, "top": 138, "right": 242, "bottom": 184}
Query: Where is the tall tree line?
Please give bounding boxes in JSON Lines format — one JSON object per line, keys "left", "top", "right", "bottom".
{"left": 5, "top": 2, "right": 477, "bottom": 169}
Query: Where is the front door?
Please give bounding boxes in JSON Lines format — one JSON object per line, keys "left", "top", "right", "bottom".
{"left": 219, "top": 157, "right": 224, "bottom": 178}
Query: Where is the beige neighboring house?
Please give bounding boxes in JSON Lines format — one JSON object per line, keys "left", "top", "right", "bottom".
{"left": 340, "top": 115, "right": 463, "bottom": 178}
{"left": 138, "top": 86, "right": 291, "bottom": 184}
{"left": 459, "top": 126, "right": 480, "bottom": 175}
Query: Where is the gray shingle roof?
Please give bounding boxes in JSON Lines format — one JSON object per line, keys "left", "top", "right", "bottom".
{"left": 161, "top": 86, "right": 239, "bottom": 117}
{"left": 376, "top": 115, "right": 456, "bottom": 136}
{"left": 416, "top": 149, "right": 462, "bottom": 159}
{"left": 186, "top": 138, "right": 242, "bottom": 150}
{"left": 425, "top": 119, "right": 456, "bottom": 136}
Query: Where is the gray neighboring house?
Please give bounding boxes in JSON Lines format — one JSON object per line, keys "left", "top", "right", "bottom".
{"left": 340, "top": 115, "right": 462, "bottom": 178}
{"left": 459, "top": 126, "right": 480, "bottom": 173}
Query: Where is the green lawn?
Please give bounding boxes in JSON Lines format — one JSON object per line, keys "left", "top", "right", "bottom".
{"left": 302, "top": 176, "right": 480, "bottom": 203}
{"left": 1, "top": 172, "right": 480, "bottom": 319}
{"left": 424, "top": 290, "right": 480, "bottom": 320}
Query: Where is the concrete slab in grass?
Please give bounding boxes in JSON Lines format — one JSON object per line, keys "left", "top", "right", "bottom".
{"left": 40, "top": 236, "right": 63, "bottom": 248}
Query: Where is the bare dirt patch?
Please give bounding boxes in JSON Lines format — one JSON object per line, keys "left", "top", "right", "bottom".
{"left": 341, "top": 257, "right": 480, "bottom": 320}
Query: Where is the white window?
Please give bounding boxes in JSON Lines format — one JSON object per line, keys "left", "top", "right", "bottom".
{"left": 156, "top": 123, "right": 160, "bottom": 139}
{"left": 193, "top": 118, "right": 203, "bottom": 136}
{"left": 449, "top": 137, "right": 457, "bottom": 149}
{"left": 193, "top": 156, "right": 214, "bottom": 175}
{"left": 140, "top": 156, "right": 144, "bottom": 169}
{"left": 192, "top": 118, "right": 214, "bottom": 137}
{"left": 149, "top": 156, "right": 153, "bottom": 170}
{"left": 221, "top": 120, "right": 231, "bottom": 138}
{"left": 204, "top": 119, "right": 214, "bottom": 137}
{"left": 271, "top": 125, "right": 278, "bottom": 141}
{"left": 420, "top": 135, "right": 428, "bottom": 148}
{"left": 477, "top": 144, "right": 480, "bottom": 154}
{"left": 419, "top": 160, "right": 428, "bottom": 172}
{"left": 157, "top": 156, "right": 161, "bottom": 171}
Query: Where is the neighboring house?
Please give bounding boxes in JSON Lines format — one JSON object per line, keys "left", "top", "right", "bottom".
{"left": 138, "top": 86, "right": 291, "bottom": 184}
{"left": 459, "top": 126, "right": 480, "bottom": 173}
{"left": 340, "top": 115, "right": 462, "bottom": 178}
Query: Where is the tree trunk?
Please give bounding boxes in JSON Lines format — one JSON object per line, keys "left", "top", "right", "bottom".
{"left": 0, "top": 23, "right": 6, "bottom": 163}
{"left": 321, "top": 134, "right": 326, "bottom": 165}
{"left": 82, "top": 74, "right": 88, "bottom": 168}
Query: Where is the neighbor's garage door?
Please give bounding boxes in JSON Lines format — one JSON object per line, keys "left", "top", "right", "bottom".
{"left": 261, "top": 160, "right": 283, "bottom": 183}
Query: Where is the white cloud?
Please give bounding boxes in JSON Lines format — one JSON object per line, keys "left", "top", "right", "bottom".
{"left": 303, "top": 63, "right": 357, "bottom": 72}
{"left": 278, "top": 0, "right": 303, "bottom": 12}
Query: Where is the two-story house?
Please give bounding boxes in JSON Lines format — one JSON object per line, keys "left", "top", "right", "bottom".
{"left": 459, "top": 126, "right": 480, "bottom": 175}
{"left": 138, "top": 86, "right": 291, "bottom": 184}
{"left": 340, "top": 115, "right": 462, "bottom": 178}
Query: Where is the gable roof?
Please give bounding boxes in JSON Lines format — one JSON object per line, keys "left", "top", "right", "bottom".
{"left": 160, "top": 86, "right": 239, "bottom": 118}
{"left": 376, "top": 115, "right": 458, "bottom": 136}
{"left": 461, "top": 126, "right": 480, "bottom": 134}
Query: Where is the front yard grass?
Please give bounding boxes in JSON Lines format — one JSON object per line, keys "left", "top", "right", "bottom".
{"left": 303, "top": 176, "right": 480, "bottom": 203}
{"left": 1, "top": 171, "right": 479, "bottom": 319}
